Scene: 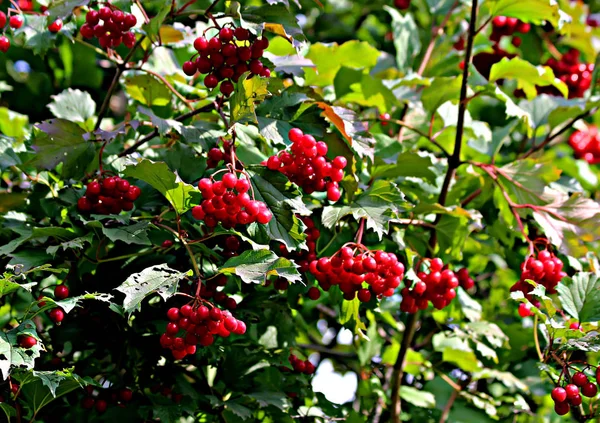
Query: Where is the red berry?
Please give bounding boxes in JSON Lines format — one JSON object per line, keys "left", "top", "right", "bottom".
{"left": 0, "top": 36, "right": 10, "bottom": 53}
{"left": 183, "top": 61, "right": 197, "bottom": 76}
{"left": 518, "top": 302, "right": 533, "bottom": 317}
{"left": 82, "top": 397, "right": 95, "bottom": 409}
{"left": 161, "top": 240, "right": 174, "bottom": 248}
{"left": 48, "top": 308, "right": 65, "bottom": 323}
{"left": 573, "top": 372, "right": 588, "bottom": 387}
{"left": 54, "top": 285, "right": 69, "bottom": 300}
{"left": 167, "top": 307, "right": 179, "bottom": 321}
{"left": 552, "top": 387, "right": 567, "bottom": 403}
{"left": 234, "top": 27, "right": 249, "bottom": 41}
{"left": 204, "top": 74, "right": 218, "bottom": 89}
{"left": 9, "top": 15, "right": 24, "bottom": 29}
{"left": 565, "top": 384, "right": 580, "bottom": 399}
{"left": 95, "top": 399, "right": 108, "bottom": 413}
{"left": 554, "top": 401, "right": 570, "bottom": 415}
{"left": 582, "top": 382, "right": 598, "bottom": 397}
{"left": 0, "top": 11, "right": 7, "bottom": 28}
{"left": 307, "top": 287, "right": 321, "bottom": 300}
{"left": 48, "top": 19, "right": 62, "bottom": 33}
{"left": 219, "top": 27, "right": 233, "bottom": 42}
{"left": 119, "top": 388, "right": 133, "bottom": 402}
{"left": 18, "top": 335, "right": 37, "bottom": 349}
{"left": 220, "top": 80, "right": 234, "bottom": 96}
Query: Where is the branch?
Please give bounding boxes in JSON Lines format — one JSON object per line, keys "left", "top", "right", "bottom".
{"left": 389, "top": 312, "right": 418, "bottom": 422}
{"left": 118, "top": 103, "right": 215, "bottom": 157}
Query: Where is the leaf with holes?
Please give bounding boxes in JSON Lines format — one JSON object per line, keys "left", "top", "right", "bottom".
{"left": 219, "top": 249, "right": 301, "bottom": 285}
{"left": 557, "top": 273, "right": 600, "bottom": 323}
{"left": 115, "top": 264, "right": 188, "bottom": 315}
{"left": 0, "top": 320, "right": 43, "bottom": 380}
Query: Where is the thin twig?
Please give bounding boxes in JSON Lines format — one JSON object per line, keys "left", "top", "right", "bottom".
{"left": 135, "top": 67, "right": 194, "bottom": 110}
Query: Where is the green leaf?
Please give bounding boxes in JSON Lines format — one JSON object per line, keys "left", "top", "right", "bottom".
{"left": 556, "top": 333, "right": 600, "bottom": 353}
{"left": 400, "top": 386, "right": 436, "bottom": 409}
{"left": 371, "top": 152, "right": 436, "bottom": 183}
{"left": 497, "top": 159, "right": 561, "bottom": 205}
{"left": 230, "top": 73, "right": 270, "bottom": 124}
{"left": 0, "top": 277, "right": 36, "bottom": 297}
{"left": 484, "top": 0, "right": 563, "bottom": 27}
{"left": 340, "top": 297, "right": 366, "bottom": 334}
{"left": 242, "top": 4, "right": 306, "bottom": 49}
{"left": 29, "top": 119, "right": 95, "bottom": 179}
{"left": 322, "top": 180, "right": 407, "bottom": 239}
{"left": 0, "top": 320, "right": 43, "bottom": 379}
{"left": 47, "top": 88, "right": 96, "bottom": 123}
{"left": 123, "top": 159, "right": 201, "bottom": 214}
{"left": 556, "top": 273, "right": 600, "bottom": 323}
{"left": 47, "top": 0, "right": 90, "bottom": 19}
{"left": 489, "top": 57, "right": 568, "bottom": 99}
{"left": 102, "top": 221, "right": 152, "bottom": 246}
{"left": 303, "top": 41, "right": 380, "bottom": 87}
{"left": 115, "top": 264, "right": 187, "bottom": 314}
{"left": 46, "top": 234, "right": 94, "bottom": 255}
{"left": 219, "top": 249, "right": 301, "bottom": 285}
{"left": 422, "top": 77, "right": 463, "bottom": 113}
{"left": 124, "top": 74, "right": 172, "bottom": 107}
{"left": 432, "top": 332, "right": 481, "bottom": 372}
{"left": 384, "top": 6, "right": 421, "bottom": 73}
{"left": 0, "top": 108, "right": 29, "bottom": 139}
{"left": 245, "top": 165, "right": 308, "bottom": 251}
{"left": 246, "top": 392, "right": 290, "bottom": 411}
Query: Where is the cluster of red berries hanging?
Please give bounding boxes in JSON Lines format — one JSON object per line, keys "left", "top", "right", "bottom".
{"left": 0, "top": 11, "right": 26, "bottom": 53}
{"left": 279, "top": 216, "right": 319, "bottom": 274}
{"left": 400, "top": 259, "right": 459, "bottom": 313}
{"left": 286, "top": 354, "right": 316, "bottom": 375}
{"left": 77, "top": 176, "right": 141, "bottom": 214}
{"left": 80, "top": 6, "right": 137, "bottom": 49}
{"left": 308, "top": 244, "right": 404, "bottom": 302}
{"left": 456, "top": 268, "right": 475, "bottom": 290}
{"left": 510, "top": 249, "right": 566, "bottom": 304}
{"left": 183, "top": 26, "right": 270, "bottom": 96}
{"left": 160, "top": 303, "right": 247, "bottom": 360}
{"left": 38, "top": 284, "right": 70, "bottom": 323}
{"left": 191, "top": 172, "right": 272, "bottom": 228}
{"left": 490, "top": 16, "right": 530, "bottom": 46}
{"left": 542, "top": 49, "right": 593, "bottom": 98}
{"left": 569, "top": 125, "right": 600, "bottom": 164}
{"left": 81, "top": 386, "right": 133, "bottom": 414}
{"left": 207, "top": 139, "right": 234, "bottom": 169}
{"left": 551, "top": 370, "right": 600, "bottom": 416}
{"left": 197, "top": 275, "right": 238, "bottom": 310}
{"left": 266, "top": 128, "right": 347, "bottom": 202}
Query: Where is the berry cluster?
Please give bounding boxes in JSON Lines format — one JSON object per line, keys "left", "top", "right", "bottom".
{"left": 159, "top": 303, "right": 246, "bottom": 360}
{"left": 456, "top": 268, "right": 475, "bottom": 290}
{"left": 542, "top": 50, "right": 593, "bottom": 98}
{"left": 191, "top": 172, "right": 272, "bottom": 228}
{"left": 279, "top": 216, "right": 319, "bottom": 273}
{"left": 286, "top": 354, "right": 316, "bottom": 375}
{"left": 473, "top": 46, "right": 516, "bottom": 79}
{"left": 80, "top": 6, "right": 137, "bottom": 49}
{"left": 207, "top": 139, "right": 234, "bottom": 169}
{"left": 510, "top": 249, "right": 566, "bottom": 302}
{"left": 490, "top": 16, "right": 531, "bottom": 46}
{"left": 0, "top": 12, "right": 26, "bottom": 53}
{"left": 81, "top": 386, "right": 133, "bottom": 414}
{"left": 551, "top": 371, "right": 599, "bottom": 416}
{"left": 38, "top": 284, "right": 70, "bottom": 324}
{"left": 308, "top": 244, "right": 404, "bottom": 302}
{"left": 569, "top": 125, "right": 600, "bottom": 164}
{"left": 149, "top": 384, "right": 184, "bottom": 404}
{"left": 183, "top": 26, "right": 270, "bottom": 96}
{"left": 400, "top": 258, "right": 458, "bottom": 313}
{"left": 77, "top": 176, "right": 141, "bottom": 214}
{"left": 266, "top": 128, "right": 347, "bottom": 202}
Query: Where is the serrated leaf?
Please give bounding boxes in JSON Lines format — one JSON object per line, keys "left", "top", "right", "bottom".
{"left": 489, "top": 57, "right": 568, "bottom": 99}
{"left": 242, "top": 4, "right": 306, "bottom": 49}
{"left": 47, "top": 0, "right": 90, "bottom": 19}
{"left": 219, "top": 249, "right": 301, "bottom": 285}
{"left": 29, "top": 119, "right": 95, "bottom": 179}
{"left": 400, "top": 386, "right": 435, "bottom": 408}
{"left": 340, "top": 297, "right": 366, "bottom": 334}
{"left": 123, "top": 159, "right": 201, "bottom": 214}
{"left": 102, "top": 221, "right": 152, "bottom": 245}
{"left": 247, "top": 392, "right": 290, "bottom": 411}
{"left": 47, "top": 88, "right": 96, "bottom": 123}
{"left": 245, "top": 165, "right": 308, "bottom": 251}
{"left": 371, "top": 152, "right": 436, "bottom": 183}
{"left": 484, "top": 0, "right": 563, "bottom": 27}
{"left": 556, "top": 273, "right": 600, "bottom": 323}
{"left": 124, "top": 74, "right": 172, "bottom": 107}
{"left": 230, "top": 73, "right": 270, "bottom": 124}
{"left": 115, "top": 264, "right": 187, "bottom": 314}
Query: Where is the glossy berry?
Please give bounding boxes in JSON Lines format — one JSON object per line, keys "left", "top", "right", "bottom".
{"left": 18, "top": 335, "right": 37, "bottom": 349}
{"left": 582, "top": 382, "right": 598, "bottom": 398}
{"left": 394, "top": 0, "right": 411, "bottom": 9}
{"left": 95, "top": 399, "right": 107, "bottom": 413}
{"left": 54, "top": 285, "right": 69, "bottom": 300}
{"left": 9, "top": 15, "right": 24, "bottom": 29}
{"left": 551, "top": 387, "right": 567, "bottom": 403}
{"left": 0, "top": 12, "right": 6, "bottom": 28}
{"left": 182, "top": 61, "right": 196, "bottom": 76}
{"left": 569, "top": 126, "right": 600, "bottom": 165}
{"left": 78, "top": 176, "right": 141, "bottom": 214}
{"left": 307, "top": 287, "right": 321, "bottom": 300}
{"left": 565, "top": 384, "right": 580, "bottom": 399}
{"left": 554, "top": 401, "right": 570, "bottom": 415}
{"left": 162, "top": 240, "right": 174, "bottom": 248}
{"left": 0, "top": 36, "right": 10, "bottom": 53}
{"left": 400, "top": 258, "right": 458, "bottom": 313}
{"left": 511, "top": 248, "right": 565, "bottom": 303}
{"left": 48, "top": 308, "right": 65, "bottom": 323}
{"left": 518, "top": 302, "right": 533, "bottom": 317}
{"left": 48, "top": 19, "right": 62, "bottom": 33}
{"left": 119, "top": 388, "right": 133, "bottom": 402}
{"left": 81, "top": 397, "right": 95, "bottom": 409}
{"left": 572, "top": 372, "right": 588, "bottom": 387}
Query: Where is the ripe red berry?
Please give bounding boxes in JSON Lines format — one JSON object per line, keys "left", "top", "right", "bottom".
{"left": 0, "top": 36, "right": 10, "bottom": 53}
{"left": 569, "top": 394, "right": 582, "bottom": 406}
{"left": 565, "top": 384, "right": 580, "bottom": 399}
{"left": 394, "top": 0, "right": 411, "bottom": 9}
{"left": 573, "top": 372, "right": 588, "bottom": 387}
{"left": 183, "top": 61, "right": 197, "bottom": 76}
{"left": 554, "top": 401, "right": 570, "bottom": 415}
{"left": 234, "top": 27, "right": 249, "bottom": 41}
{"left": 18, "top": 335, "right": 37, "bottom": 349}
{"left": 204, "top": 74, "right": 218, "bottom": 89}
{"left": 518, "top": 302, "right": 533, "bottom": 317}
{"left": 161, "top": 240, "right": 174, "bottom": 248}
{"left": 49, "top": 308, "right": 65, "bottom": 323}
{"left": 9, "top": 15, "right": 24, "bottom": 29}
{"left": 119, "top": 388, "right": 133, "bottom": 402}
{"left": 82, "top": 397, "right": 95, "bottom": 409}
{"left": 167, "top": 307, "right": 180, "bottom": 321}
{"left": 552, "top": 387, "right": 567, "bottom": 403}
{"left": 54, "top": 285, "right": 69, "bottom": 300}
{"left": 48, "top": 19, "right": 62, "bottom": 33}
{"left": 307, "top": 287, "right": 321, "bottom": 300}
{"left": 219, "top": 27, "right": 233, "bottom": 42}
{"left": 0, "top": 12, "right": 7, "bottom": 28}
{"left": 95, "top": 399, "right": 108, "bottom": 413}
{"left": 582, "top": 382, "right": 598, "bottom": 397}
{"left": 220, "top": 80, "right": 235, "bottom": 96}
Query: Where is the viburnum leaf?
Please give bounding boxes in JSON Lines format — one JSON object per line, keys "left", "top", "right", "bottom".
{"left": 371, "top": 152, "right": 436, "bottom": 183}
{"left": 115, "top": 264, "right": 188, "bottom": 314}
{"left": 400, "top": 386, "right": 436, "bottom": 409}
{"left": 123, "top": 159, "right": 201, "bottom": 214}
{"left": 340, "top": 297, "right": 367, "bottom": 334}
{"left": 219, "top": 249, "right": 302, "bottom": 285}
{"left": 421, "top": 77, "right": 463, "bottom": 114}
{"left": 556, "top": 272, "right": 600, "bottom": 323}
{"left": 483, "top": 0, "right": 563, "bottom": 27}
{"left": 230, "top": 73, "right": 270, "bottom": 124}
{"left": 47, "top": 89, "right": 96, "bottom": 124}
{"left": 556, "top": 333, "right": 600, "bottom": 353}
{"left": 37, "top": 293, "right": 114, "bottom": 314}
{"left": 384, "top": 6, "right": 421, "bottom": 73}
{"left": 242, "top": 4, "right": 306, "bottom": 49}
{"left": 29, "top": 119, "right": 95, "bottom": 179}
{"left": 497, "top": 159, "right": 562, "bottom": 205}
{"left": 533, "top": 190, "right": 600, "bottom": 257}
{"left": 124, "top": 74, "right": 172, "bottom": 107}
{"left": 489, "top": 57, "right": 569, "bottom": 99}
{"left": 102, "top": 221, "right": 152, "bottom": 246}
{"left": 0, "top": 277, "right": 37, "bottom": 297}
{"left": 0, "top": 320, "right": 43, "bottom": 380}
{"left": 322, "top": 180, "right": 408, "bottom": 239}
{"left": 316, "top": 103, "right": 375, "bottom": 160}
{"left": 245, "top": 165, "right": 308, "bottom": 251}
{"left": 46, "top": 0, "right": 91, "bottom": 19}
